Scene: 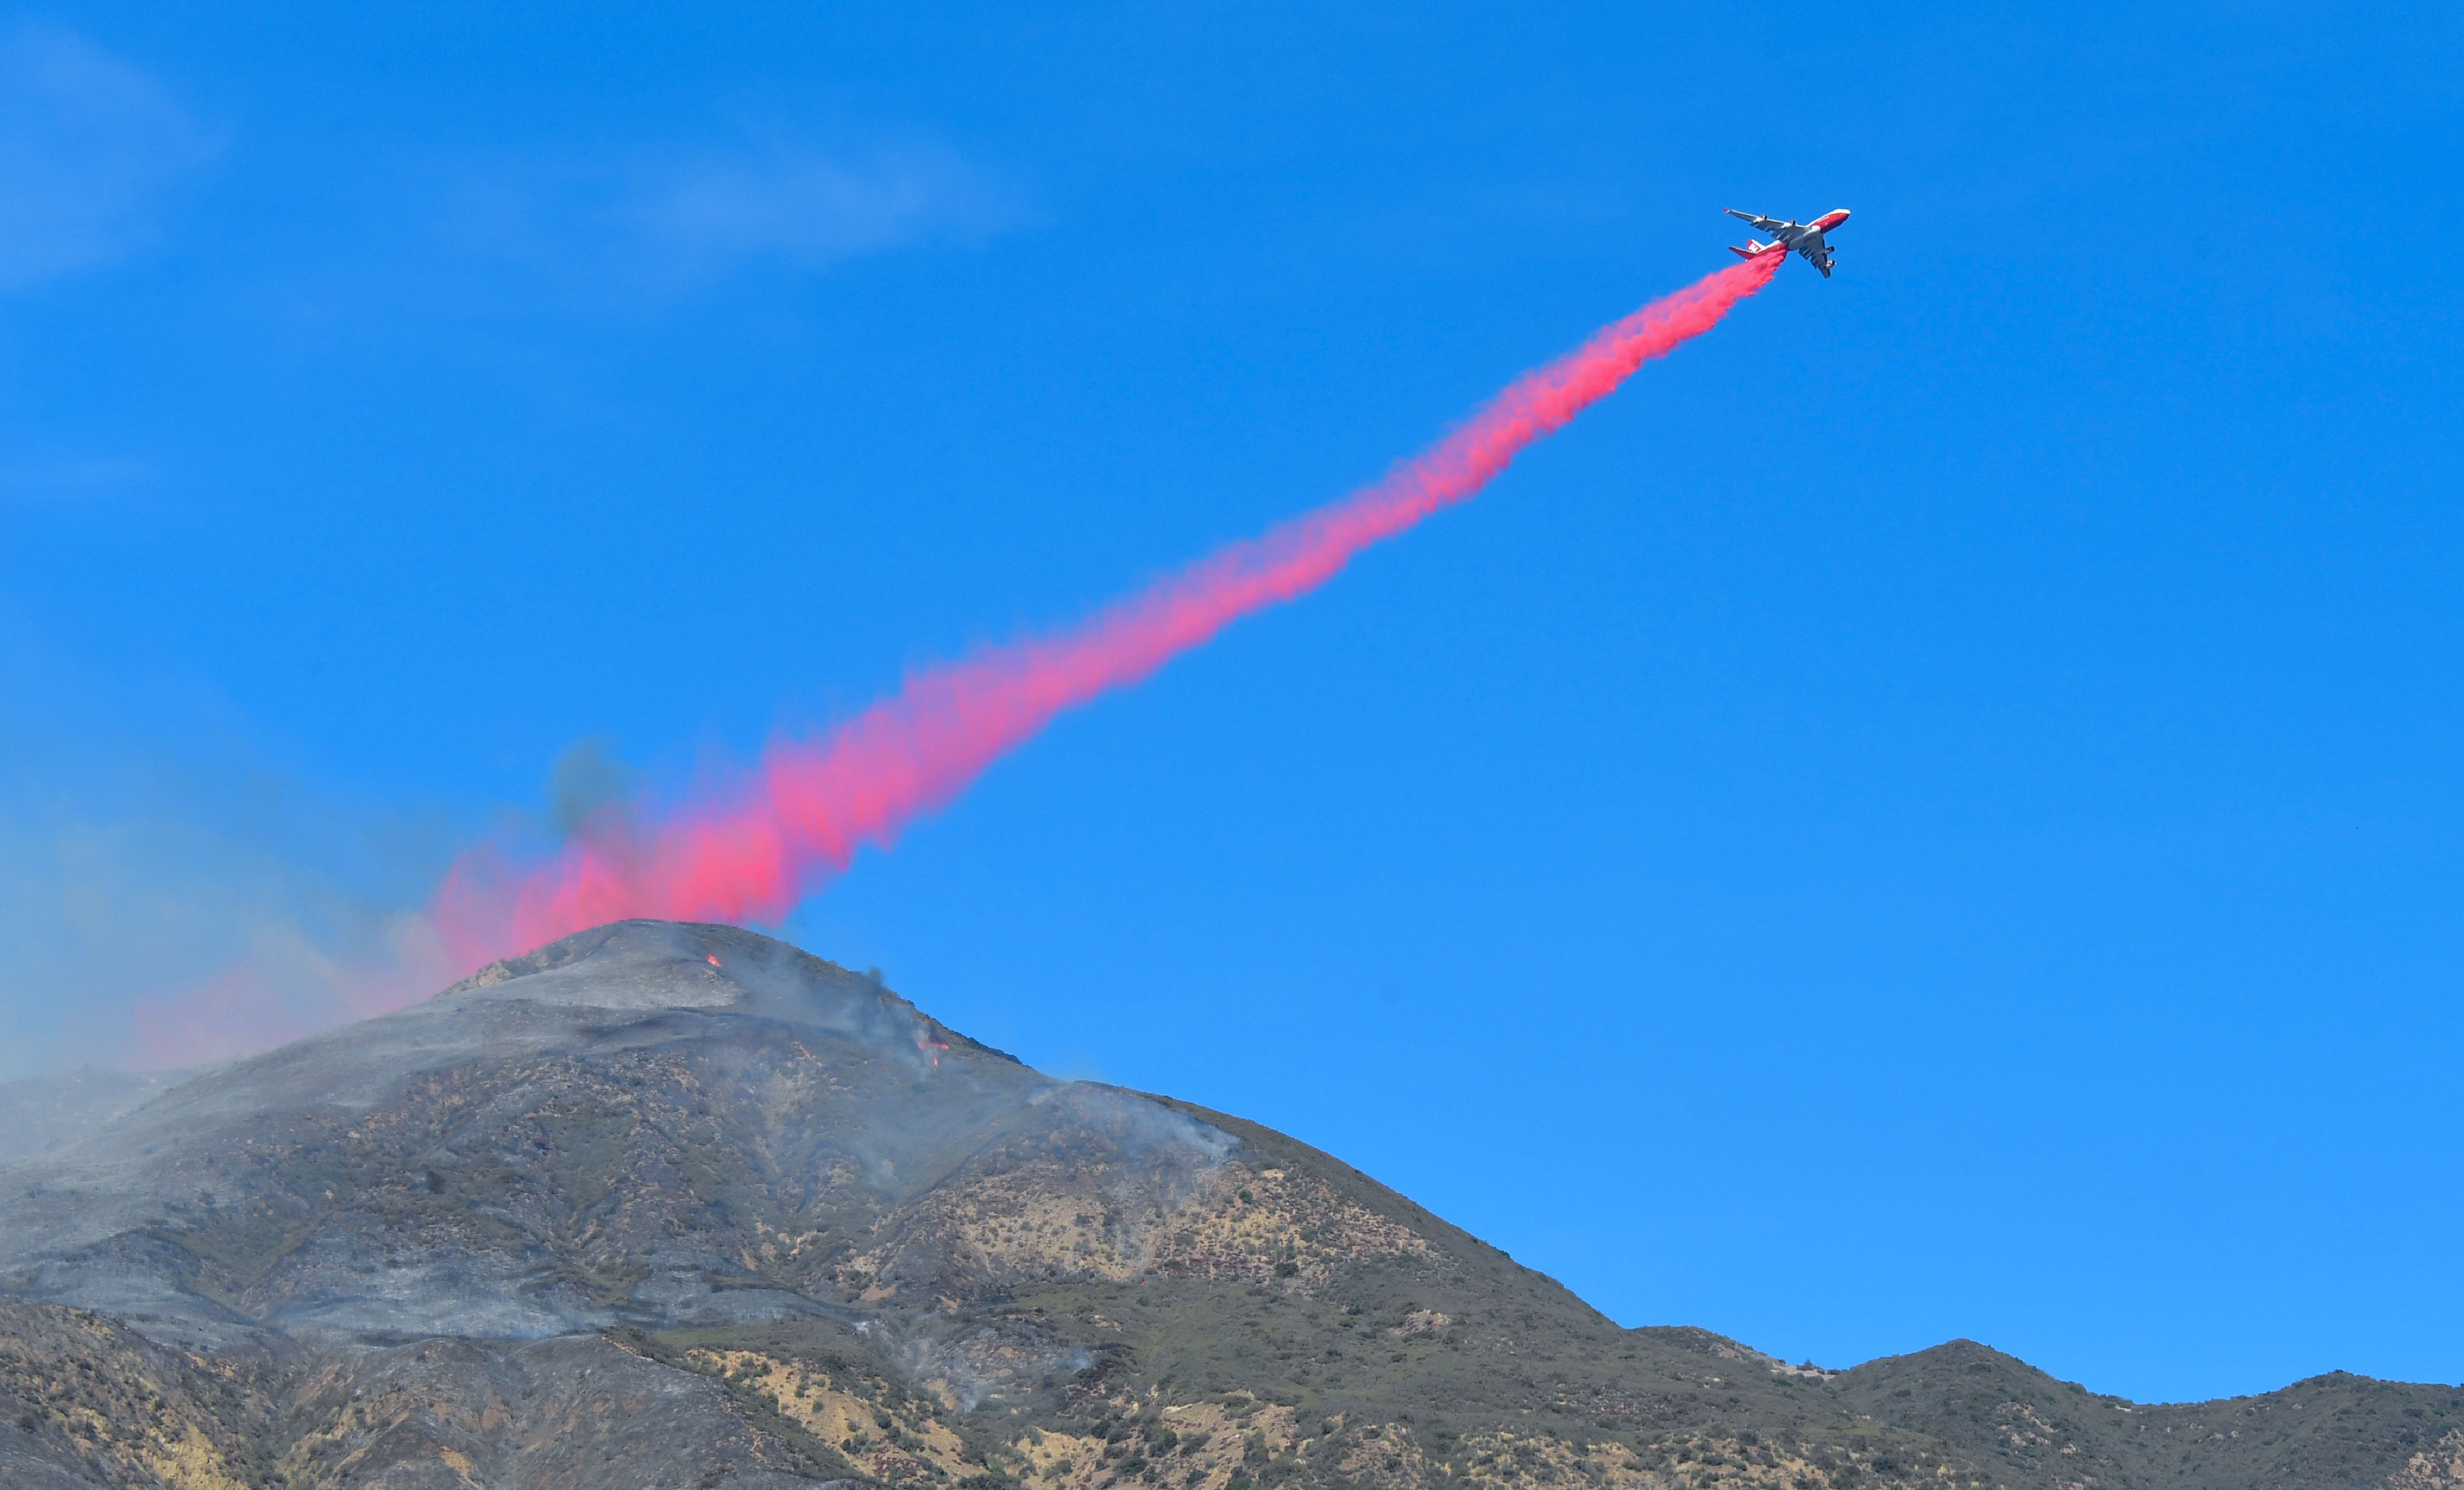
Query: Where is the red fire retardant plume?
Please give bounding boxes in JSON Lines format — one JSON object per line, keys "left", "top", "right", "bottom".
{"left": 434, "top": 253, "right": 1784, "bottom": 968}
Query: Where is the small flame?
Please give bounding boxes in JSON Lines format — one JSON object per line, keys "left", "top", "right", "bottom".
{"left": 707, "top": 954, "right": 722, "bottom": 968}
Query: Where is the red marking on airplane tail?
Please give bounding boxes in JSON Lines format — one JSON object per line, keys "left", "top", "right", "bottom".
{"left": 431, "top": 251, "right": 1787, "bottom": 969}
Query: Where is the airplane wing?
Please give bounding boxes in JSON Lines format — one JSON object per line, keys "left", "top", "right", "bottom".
{"left": 1724, "top": 209, "right": 1790, "bottom": 233}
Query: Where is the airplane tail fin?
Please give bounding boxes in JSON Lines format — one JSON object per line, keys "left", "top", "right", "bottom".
{"left": 1728, "top": 241, "right": 1769, "bottom": 259}
{"left": 1727, "top": 245, "right": 1754, "bottom": 259}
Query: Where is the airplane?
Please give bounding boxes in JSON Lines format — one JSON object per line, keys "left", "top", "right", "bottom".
{"left": 1724, "top": 207, "right": 1851, "bottom": 278}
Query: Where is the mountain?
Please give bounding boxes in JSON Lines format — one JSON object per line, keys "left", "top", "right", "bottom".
{"left": 1, "top": 919, "right": 2455, "bottom": 1490}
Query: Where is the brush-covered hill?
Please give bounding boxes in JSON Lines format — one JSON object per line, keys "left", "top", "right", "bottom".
{"left": 0, "top": 920, "right": 2455, "bottom": 1490}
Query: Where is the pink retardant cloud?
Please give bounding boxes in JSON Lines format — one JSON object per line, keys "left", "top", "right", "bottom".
{"left": 435, "top": 252, "right": 1784, "bottom": 969}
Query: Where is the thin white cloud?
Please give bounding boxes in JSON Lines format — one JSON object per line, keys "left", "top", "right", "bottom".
{"left": 431, "top": 126, "right": 1023, "bottom": 301}
{"left": 0, "top": 25, "right": 219, "bottom": 290}
{"left": 625, "top": 137, "right": 1018, "bottom": 275}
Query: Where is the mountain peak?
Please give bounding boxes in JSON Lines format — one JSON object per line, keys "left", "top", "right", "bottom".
{"left": 450, "top": 918, "right": 865, "bottom": 1013}
{"left": 438, "top": 919, "right": 1028, "bottom": 1066}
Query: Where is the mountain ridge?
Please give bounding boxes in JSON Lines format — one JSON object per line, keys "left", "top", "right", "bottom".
{"left": 1, "top": 919, "right": 2454, "bottom": 1490}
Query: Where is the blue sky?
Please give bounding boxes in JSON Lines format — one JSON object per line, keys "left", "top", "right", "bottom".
{"left": 3, "top": 0, "right": 2461, "bottom": 1402}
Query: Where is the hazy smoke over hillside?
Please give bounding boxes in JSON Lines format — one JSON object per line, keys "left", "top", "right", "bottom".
{"left": 434, "top": 253, "right": 1784, "bottom": 969}
{"left": 0, "top": 721, "right": 459, "bottom": 1076}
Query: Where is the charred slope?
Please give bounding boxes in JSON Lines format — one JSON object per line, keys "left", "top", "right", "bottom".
{"left": 0, "top": 1069, "right": 191, "bottom": 1167}
{"left": 0, "top": 919, "right": 2455, "bottom": 1490}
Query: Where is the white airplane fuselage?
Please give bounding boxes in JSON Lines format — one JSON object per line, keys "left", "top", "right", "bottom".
{"left": 1726, "top": 207, "right": 1851, "bottom": 276}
